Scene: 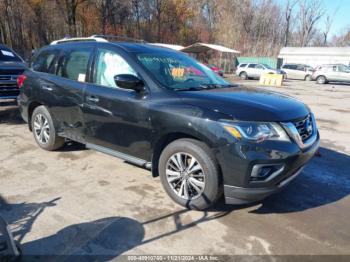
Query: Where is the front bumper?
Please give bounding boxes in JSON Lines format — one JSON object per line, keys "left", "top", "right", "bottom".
{"left": 217, "top": 131, "right": 320, "bottom": 205}
{"left": 224, "top": 167, "right": 304, "bottom": 204}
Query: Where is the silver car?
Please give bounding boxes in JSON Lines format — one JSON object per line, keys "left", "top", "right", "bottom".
{"left": 312, "top": 64, "right": 350, "bottom": 84}
{"left": 281, "top": 63, "right": 314, "bottom": 81}
{"left": 236, "top": 63, "right": 282, "bottom": 80}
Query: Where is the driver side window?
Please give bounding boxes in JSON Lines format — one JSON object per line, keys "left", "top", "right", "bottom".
{"left": 95, "top": 49, "right": 137, "bottom": 88}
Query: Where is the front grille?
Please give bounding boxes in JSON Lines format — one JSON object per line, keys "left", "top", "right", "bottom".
{"left": 292, "top": 114, "right": 313, "bottom": 142}
{"left": 0, "top": 82, "right": 19, "bottom": 97}
{"left": 0, "top": 76, "right": 12, "bottom": 81}
{"left": 0, "top": 69, "right": 23, "bottom": 75}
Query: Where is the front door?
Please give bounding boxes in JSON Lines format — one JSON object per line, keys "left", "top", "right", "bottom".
{"left": 83, "top": 47, "right": 153, "bottom": 161}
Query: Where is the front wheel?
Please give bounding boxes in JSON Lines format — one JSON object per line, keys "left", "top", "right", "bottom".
{"left": 31, "top": 106, "right": 65, "bottom": 151}
{"left": 316, "top": 75, "right": 327, "bottom": 84}
{"left": 159, "top": 139, "right": 222, "bottom": 210}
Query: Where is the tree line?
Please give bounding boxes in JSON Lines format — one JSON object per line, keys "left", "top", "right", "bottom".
{"left": 0, "top": 0, "right": 349, "bottom": 58}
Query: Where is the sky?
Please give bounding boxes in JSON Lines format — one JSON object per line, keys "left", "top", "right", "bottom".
{"left": 275, "top": 0, "right": 350, "bottom": 37}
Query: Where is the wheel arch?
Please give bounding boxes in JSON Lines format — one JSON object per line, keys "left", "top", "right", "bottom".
{"left": 151, "top": 132, "right": 216, "bottom": 178}
{"left": 28, "top": 101, "right": 44, "bottom": 131}
{"left": 316, "top": 75, "right": 327, "bottom": 83}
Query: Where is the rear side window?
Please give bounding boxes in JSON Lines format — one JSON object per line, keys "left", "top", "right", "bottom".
{"left": 239, "top": 64, "right": 247, "bottom": 68}
{"left": 32, "top": 50, "right": 59, "bottom": 73}
{"left": 248, "top": 64, "right": 257, "bottom": 68}
{"left": 282, "top": 64, "right": 293, "bottom": 69}
{"left": 296, "top": 65, "right": 305, "bottom": 71}
{"left": 57, "top": 48, "right": 93, "bottom": 82}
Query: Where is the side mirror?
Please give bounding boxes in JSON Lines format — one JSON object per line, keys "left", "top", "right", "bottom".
{"left": 114, "top": 74, "right": 145, "bottom": 92}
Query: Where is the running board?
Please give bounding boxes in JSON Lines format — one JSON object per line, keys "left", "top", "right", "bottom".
{"left": 86, "top": 143, "right": 152, "bottom": 169}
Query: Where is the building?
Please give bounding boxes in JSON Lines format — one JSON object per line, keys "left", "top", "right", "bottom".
{"left": 278, "top": 47, "right": 350, "bottom": 68}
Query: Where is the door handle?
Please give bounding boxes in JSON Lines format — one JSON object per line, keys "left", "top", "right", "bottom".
{"left": 42, "top": 85, "right": 53, "bottom": 91}
{"left": 86, "top": 96, "right": 99, "bottom": 103}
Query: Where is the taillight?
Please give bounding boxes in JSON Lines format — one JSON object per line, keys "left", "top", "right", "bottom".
{"left": 17, "top": 75, "right": 27, "bottom": 88}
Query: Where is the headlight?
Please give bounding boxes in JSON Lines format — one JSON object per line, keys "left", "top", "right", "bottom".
{"left": 222, "top": 122, "right": 290, "bottom": 142}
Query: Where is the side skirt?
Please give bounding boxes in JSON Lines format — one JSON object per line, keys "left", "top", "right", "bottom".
{"left": 86, "top": 143, "right": 152, "bottom": 170}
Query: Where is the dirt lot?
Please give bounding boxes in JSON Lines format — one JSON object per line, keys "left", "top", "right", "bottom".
{"left": 0, "top": 79, "right": 350, "bottom": 258}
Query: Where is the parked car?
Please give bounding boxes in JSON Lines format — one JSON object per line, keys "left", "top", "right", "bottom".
{"left": 281, "top": 63, "right": 314, "bottom": 81}
{"left": 0, "top": 44, "right": 26, "bottom": 101}
{"left": 312, "top": 64, "right": 350, "bottom": 84}
{"left": 206, "top": 64, "right": 224, "bottom": 76}
{"left": 236, "top": 63, "right": 284, "bottom": 80}
{"left": 18, "top": 36, "right": 319, "bottom": 210}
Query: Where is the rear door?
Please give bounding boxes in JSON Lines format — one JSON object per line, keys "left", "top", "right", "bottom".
{"left": 327, "top": 65, "right": 340, "bottom": 81}
{"left": 295, "top": 64, "right": 306, "bottom": 80}
{"left": 40, "top": 45, "right": 94, "bottom": 142}
{"left": 255, "top": 64, "right": 266, "bottom": 78}
{"left": 247, "top": 64, "right": 259, "bottom": 77}
{"left": 287, "top": 64, "right": 298, "bottom": 79}
{"left": 82, "top": 46, "right": 153, "bottom": 161}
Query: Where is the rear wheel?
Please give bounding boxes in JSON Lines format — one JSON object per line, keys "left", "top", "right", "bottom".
{"left": 316, "top": 75, "right": 327, "bottom": 84}
{"left": 159, "top": 138, "right": 222, "bottom": 210}
{"left": 31, "top": 106, "right": 65, "bottom": 151}
{"left": 239, "top": 71, "right": 248, "bottom": 80}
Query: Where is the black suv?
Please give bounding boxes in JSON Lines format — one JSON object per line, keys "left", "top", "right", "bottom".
{"left": 0, "top": 44, "right": 26, "bottom": 101}
{"left": 18, "top": 36, "right": 320, "bottom": 210}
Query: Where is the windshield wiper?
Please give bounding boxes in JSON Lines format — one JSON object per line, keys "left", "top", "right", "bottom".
{"left": 173, "top": 87, "right": 206, "bottom": 91}
{"left": 173, "top": 84, "right": 236, "bottom": 91}
{"left": 198, "top": 84, "right": 236, "bottom": 89}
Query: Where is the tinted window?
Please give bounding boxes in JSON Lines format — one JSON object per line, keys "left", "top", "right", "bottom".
{"left": 282, "top": 64, "right": 290, "bottom": 69}
{"left": 239, "top": 64, "right": 247, "bottom": 68}
{"left": 58, "top": 48, "right": 92, "bottom": 81}
{"left": 248, "top": 64, "right": 257, "bottom": 68}
{"left": 32, "top": 50, "right": 59, "bottom": 73}
{"left": 0, "top": 46, "right": 22, "bottom": 62}
{"left": 296, "top": 65, "right": 305, "bottom": 71}
{"left": 95, "top": 48, "right": 137, "bottom": 88}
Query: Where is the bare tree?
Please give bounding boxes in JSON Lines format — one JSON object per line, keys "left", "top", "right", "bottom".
{"left": 284, "top": 0, "right": 299, "bottom": 46}
{"left": 297, "top": 0, "right": 324, "bottom": 47}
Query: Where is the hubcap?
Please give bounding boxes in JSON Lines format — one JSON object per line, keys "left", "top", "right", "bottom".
{"left": 33, "top": 114, "right": 50, "bottom": 144}
{"left": 166, "top": 152, "right": 205, "bottom": 200}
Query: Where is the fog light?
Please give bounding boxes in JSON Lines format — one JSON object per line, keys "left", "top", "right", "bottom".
{"left": 251, "top": 164, "right": 284, "bottom": 181}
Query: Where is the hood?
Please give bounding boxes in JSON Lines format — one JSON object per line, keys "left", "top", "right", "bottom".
{"left": 178, "top": 86, "right": 309, "bottom": 122}
{"left": 0, "top": 61, "right": 26, "bottom": 75}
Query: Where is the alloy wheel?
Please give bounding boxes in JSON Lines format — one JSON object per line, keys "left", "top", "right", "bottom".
{"left": 165, "top": 152, "right": 206, "bottom": 200}
{"left": 33, "top": 113, "right": 50, "bottom": 144}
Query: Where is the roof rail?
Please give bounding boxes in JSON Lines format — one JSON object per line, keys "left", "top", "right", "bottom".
{"left": 91, "top": 35, "right": 146, "bottom": 43}
{"left": 50, "top": 36, "right": 108, "bottom": 45}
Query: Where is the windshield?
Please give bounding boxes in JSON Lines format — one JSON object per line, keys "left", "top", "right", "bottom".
{"left": 0, "top": 47, "right": 22, "bottom": 62}
{"left": 137, "top": 52, "right": 230, "bottom": 90}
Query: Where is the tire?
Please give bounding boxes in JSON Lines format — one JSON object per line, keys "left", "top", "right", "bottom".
{"left": 239, "top": 71, "right": 248, "bottom": 80}
{"left": 31, "top": 105, "right": 65, "bottom": 151}
{"left": 316, "top": 75, "right": 327, "bottom": 84}
{"left": 305, "top": 75, "right": 312, "bottom": 81}
{"left": 158, "top": 138, "right": 222, "bottom": 210}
